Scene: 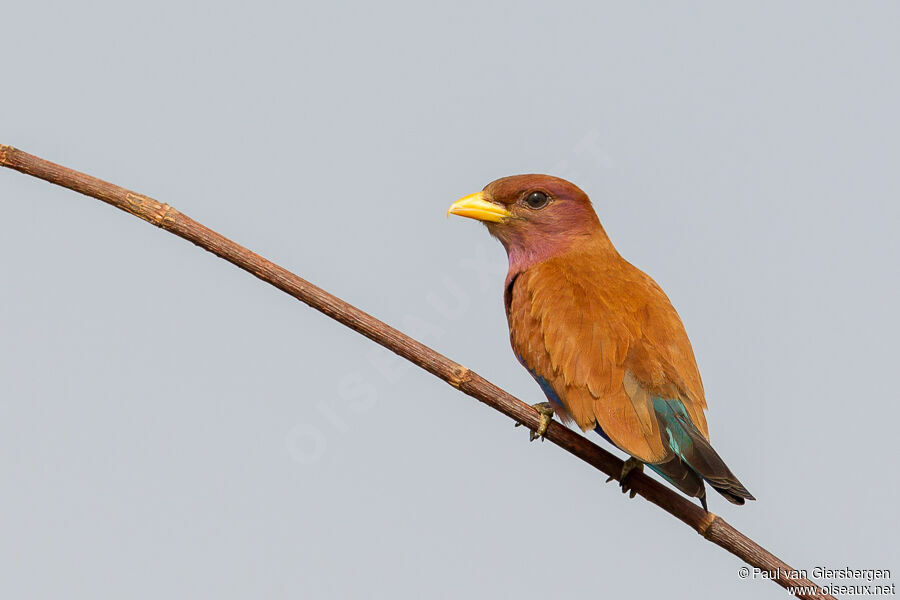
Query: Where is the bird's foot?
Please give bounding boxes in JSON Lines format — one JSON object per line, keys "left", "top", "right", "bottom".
{"left": 514, "top": 402, "right": 555, "bottom": 442}
{"left": 605, "top": 457, "right": 644, "bottom": 498}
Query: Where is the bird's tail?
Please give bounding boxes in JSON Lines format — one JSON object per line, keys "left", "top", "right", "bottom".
{"left": 650, "top": 397, "right": 755, "bottom": 506}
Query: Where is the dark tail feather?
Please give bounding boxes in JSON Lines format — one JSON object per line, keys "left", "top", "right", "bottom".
{"left": 671, "top": 411, "right": 755, "bottom": 504}
{"left": 648, "top": 457, "right": 705, "bottom": 498}
{"left": 654, "top": 398, "right": 755, "bottom": 505}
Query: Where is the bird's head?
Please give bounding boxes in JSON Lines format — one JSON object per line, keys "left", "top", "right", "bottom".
{"left": 447, "top": 174, "right": 607, "bottom": 273}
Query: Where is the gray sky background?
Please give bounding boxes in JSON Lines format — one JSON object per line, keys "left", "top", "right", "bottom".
{"left": 1, "top": 2, "right": 898, "bottom": 598}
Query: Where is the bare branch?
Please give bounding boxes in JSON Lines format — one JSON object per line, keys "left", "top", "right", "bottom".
{"left": 0, "top": 145, "right": 835, "bottom": 600}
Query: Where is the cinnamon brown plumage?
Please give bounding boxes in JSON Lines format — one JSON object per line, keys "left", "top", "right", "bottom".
{"left": 448, "top": 175, "right": 754, "bottom": 507}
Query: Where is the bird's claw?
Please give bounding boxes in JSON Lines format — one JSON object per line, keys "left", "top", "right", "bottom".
{"left": 605, "top": 457, "right": 644, "bottom": 499}
{"left": 514, "top": 402, "right": 555, "bottom": 442}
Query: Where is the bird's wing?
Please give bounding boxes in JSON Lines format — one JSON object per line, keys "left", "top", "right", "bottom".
{"left": 508, "top": 252, "right": 707, "bottom": 464}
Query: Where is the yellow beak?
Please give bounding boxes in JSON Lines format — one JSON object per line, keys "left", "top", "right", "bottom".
{"left": 446, "top": 192, "right": 511, "bottom": 223}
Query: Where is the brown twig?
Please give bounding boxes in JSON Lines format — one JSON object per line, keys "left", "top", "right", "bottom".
{"left": 1, "top": 145, "right": 835, "bottom": 599}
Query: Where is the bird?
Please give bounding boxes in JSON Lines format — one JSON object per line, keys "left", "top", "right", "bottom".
{"left": 447, "top": 175, "right": 754, "bottom": 510}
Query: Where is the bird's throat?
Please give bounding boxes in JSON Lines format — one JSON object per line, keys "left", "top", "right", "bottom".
{"left": 500, "top": 230, "right": 618, "bottom": 288}
{"left": 503, "top": 236, "right": 572, "bottom": 281}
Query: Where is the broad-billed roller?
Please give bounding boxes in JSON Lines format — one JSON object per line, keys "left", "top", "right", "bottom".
{"left": 447, "top": 175, "right": 754, "bottom": 510}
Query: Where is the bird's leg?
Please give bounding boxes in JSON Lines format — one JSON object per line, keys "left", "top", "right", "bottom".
{"left": 605, "top": 457, "right": 644, "bottom": 498}
{"left": 514, "top": 402, "right": 555, "bottom": 442}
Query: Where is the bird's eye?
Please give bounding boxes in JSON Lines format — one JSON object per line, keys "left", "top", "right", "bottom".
{"left": 523, "top": 191, "right": 550, "bottom": 210}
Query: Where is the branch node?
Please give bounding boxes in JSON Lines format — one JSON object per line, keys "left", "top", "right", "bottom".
{"left": 448, "top": 365, "right": 472, "bottom": 389}
{"left": 697, "top": 511, "right": 718, "bottom": 538}
{"left": 0, "top": 145, "right": 12, "bottom": 166}
{"left": 124, "top": 192, "right": 179, "bottom": 229}
{"left": 158, "top": 203, "right": 179, "bottom": 229}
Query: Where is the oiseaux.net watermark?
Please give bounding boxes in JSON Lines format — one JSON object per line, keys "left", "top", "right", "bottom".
{"left": 739, "top": 566, "right": 895, "bottom": 596}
